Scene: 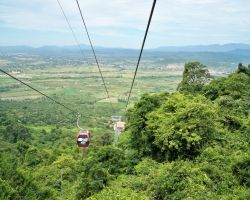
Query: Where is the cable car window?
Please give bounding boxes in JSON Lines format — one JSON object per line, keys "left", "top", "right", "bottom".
{"left": 79, "top": 134, "right": 87, "bottom": 139}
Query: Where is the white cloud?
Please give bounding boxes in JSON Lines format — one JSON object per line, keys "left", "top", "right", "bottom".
{"left": 0, "top": 0, "right": 250, "bottom": 47}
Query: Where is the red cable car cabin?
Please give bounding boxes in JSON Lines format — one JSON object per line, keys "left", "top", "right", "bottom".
{"left": 77, "top": 130, "right": 90, "bottom": 148}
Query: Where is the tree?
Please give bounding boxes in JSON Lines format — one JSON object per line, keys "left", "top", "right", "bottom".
{"left": 16, "top": 141, "right": 30, "bottom": 161}
{"left": 0, "top": 178, "right": 15, "bottom": 200}
{"left": 147, "top": 93, "right": 219, "bottom": 160}
{"left": 178, "top": 62, "right": 212, "bottom": 94}
{"left": 24, "top": 146, "right": 43, "bottom": 167}
{"left": 3, "top": 123, "right": 31, "bottom": 143}
{"left": 233, "top": 157, "right": 250, "bottom": 187}
{"left": 203, "top": 72, "right": 250, "bottom": 123}
{"left": 93, "top": 131, "right": 113, "bottom": 146}
{"left": 149, "top": 161, "right": 214, "bottom": 199}
{"left": 237, "top": 63, "right": 250, "bottom": 77}
{"left": 75, "top": 146, "right": 126, "bottom": 199}
{"left": 123, "top": 93, "right": 168, "bottom": 158}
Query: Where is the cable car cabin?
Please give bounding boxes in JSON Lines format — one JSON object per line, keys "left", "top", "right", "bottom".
{"left": 77, "top": 130, "right": 90, "bottom": 148}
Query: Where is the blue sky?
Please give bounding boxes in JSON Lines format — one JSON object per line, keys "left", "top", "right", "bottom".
{"left": 0, "top": 0, "right": 250, "bottom": 49}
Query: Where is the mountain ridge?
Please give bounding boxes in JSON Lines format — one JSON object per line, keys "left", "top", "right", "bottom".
{"left": 1, "top": 43, "right": 250, "bottom": 53}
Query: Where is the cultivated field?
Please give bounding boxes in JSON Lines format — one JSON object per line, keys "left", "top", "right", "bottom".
{"left": 0, "top": 62, "right": 182, "bottom": 107}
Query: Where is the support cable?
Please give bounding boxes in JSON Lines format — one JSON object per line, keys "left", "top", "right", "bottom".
{"left": 125, "top": 0, "right": 157, "bottom": 110}
{"left": 56, "top": 0, "right": 85, "bottom": 56}
{"left": 75, "top": 0, "right": 115, "bottom": 112}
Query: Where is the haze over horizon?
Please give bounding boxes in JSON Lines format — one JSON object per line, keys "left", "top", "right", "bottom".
{"left": 1, "top": 0, "right": 250, "bottom": 48}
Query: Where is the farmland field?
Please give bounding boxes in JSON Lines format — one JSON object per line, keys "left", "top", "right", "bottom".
{"left": 0, "top": 64, "right": 182, "bottom": 101}
{"left": 0, "top": 54, "right": 183, "bottom": 113}
{"left": 0, "top": 52, "right": 183, "bottom": 148}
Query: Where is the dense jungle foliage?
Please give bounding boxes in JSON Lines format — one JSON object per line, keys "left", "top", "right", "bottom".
{"left": 0, "top": 62, "right": 250, "bottom": 199}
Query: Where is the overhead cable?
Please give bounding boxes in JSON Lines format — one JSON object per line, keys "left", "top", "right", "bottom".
{"left": 75, "top": 0, "right": 115, "bottom": 112}
{"left": 125, "top": 0, "right": 157, "bottom": 110}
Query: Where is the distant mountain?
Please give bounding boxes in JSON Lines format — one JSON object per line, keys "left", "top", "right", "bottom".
{"left": 0, "top": 44, "right": 139, "bottom": 57}
{"left": 152, "top": 43, "right": 250, "bottom": 52}
{"left": 36, "top": 44, "right": 92, "bottom": 51}
{"left": 1, "top": 43, "right": 250, "bottom": 54}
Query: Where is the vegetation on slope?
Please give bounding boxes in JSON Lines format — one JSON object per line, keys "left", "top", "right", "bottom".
{"left": 0, "top": 62, "right": 250, "bottom": 199}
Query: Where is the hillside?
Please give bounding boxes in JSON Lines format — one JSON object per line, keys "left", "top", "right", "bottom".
{"left": 0, "top": 62, "right": 249, "bottom": 199}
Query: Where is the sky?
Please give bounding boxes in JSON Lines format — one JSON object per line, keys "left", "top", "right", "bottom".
{"left": 0, "top": 0, "right": 250, "bottom": 49}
